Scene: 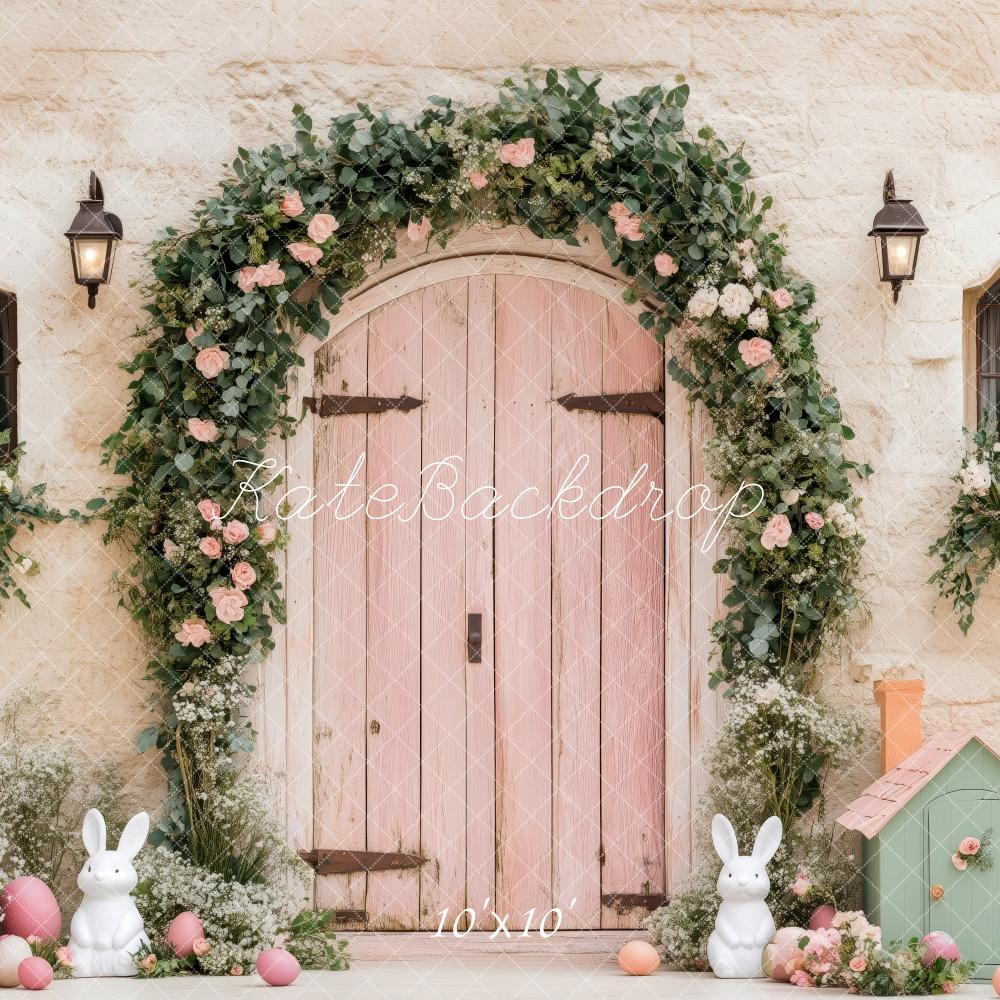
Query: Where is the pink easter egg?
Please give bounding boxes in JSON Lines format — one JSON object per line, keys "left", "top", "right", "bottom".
{"left": 763, "top": 926, "right": 807, "bottom": 981}
{"left": 991, "top": 964, "right": 1000, "bottom": 995}
{"left": 0, "top": 877, "right": 61, "bottom": 941}
{"left": 18, "top": 957, "right": 53, "bottom": 991}
{"left": 616, "top": 940, "right": 660, "bottom": 976}
{"left": 167, "top": 911, "right": 206, "bottom": 957}
{"left": 920, "top": 931, "right": 960, "bottom": 966}
{"left": 256, "top": 948, "right": 301, "bottom": 987}
{"left": 808, "top": 904, "right": 837, "bottom": 931}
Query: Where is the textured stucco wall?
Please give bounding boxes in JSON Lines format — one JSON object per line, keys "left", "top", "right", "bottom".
{"left": 1, "top": 0, "right": 999, "bottom": 817}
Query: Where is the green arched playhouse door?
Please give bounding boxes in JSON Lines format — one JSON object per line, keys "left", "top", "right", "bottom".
{"left": 925, "top": 789, "right": 1000, "bottom": 979}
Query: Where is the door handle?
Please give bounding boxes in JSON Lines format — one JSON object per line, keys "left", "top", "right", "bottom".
{"left": 467, "top": 613, "right": 483, "bottom": 663}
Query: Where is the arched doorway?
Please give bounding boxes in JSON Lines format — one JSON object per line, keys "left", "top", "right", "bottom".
{"left": 271, "top": 242, "right": 720, "bottom": 931}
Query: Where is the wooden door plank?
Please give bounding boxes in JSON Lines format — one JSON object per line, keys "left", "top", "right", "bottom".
{"left": 464, "top": 274, "right": 497, "bottom": 929}
{"left": 313, "top": 317, "right": 369, "bottom": 925}
{"left": 366, "top": 292, "right": 423, "bottom": 929}
{"left": 494, "top": 274, "right": 553, "bottom": 928}
{"left": 600, "top": 303, "right": 666, "bottom": 928}
{"left": 550, "top": 284, "right": 604, "bottom": 928}
{"left": 663, "top": 344, "right": 693, "bottom": 893}
{"left": 419, "top": 278, "right": 469, "bottom": 929}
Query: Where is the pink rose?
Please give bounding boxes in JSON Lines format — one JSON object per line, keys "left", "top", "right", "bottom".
{"left": 738, "top": 337, "right": 774, "bottom": 368}
{"left": 791, "top": 874, "right": 811, "bottom": 897}
{"left": 951, "top": 853, "right": 968, "bottom": 871}
{"left": 187, "top": 417, "right": 219, "bottom": 443}
{"left": 184, "top": 321, "right": 203, "bottom": 344}
{"left": 306, "top": 213, "right": 339, "bottom": 244}
{"left": 608, "top": 202, "right": 631, "bottom": 219}
{"left": 805, "top": 512, "right": 825, "bottom": 530}
{"left": 197, "top": 499, "right": 221, "bottom": 522}
{"left": 615, "top": 214, "right": 644, "bottom": 241}
{"left": 279, "top": 191, "right": 304, "bottom": 217}
{"left": 498, "top": 137, "right": 535, "bottom": 167}
{"left": 195, "top": 346, "right": 230, "bottom": 379}
{"left": 199, "top": 536, "right": 222, "bottom": 559}
{"left": 210, "top": 586, "right": 249, "bottom": 624}
{"left": 56, "top": 946, "right": 73, "bottom": 967}
{"left": 790, "top": 970, "right": 815, "bottom": 988}
{"left": 960, "top": 837, "right": 981, "bottom": 855}
{"left": 848, "top": 956, "right": 867, "bottom": 973}
{"left": 236, "top": 266, "right": 258, "bottom": 293}
{"left": 771, "top": 287, "right": 794, "bottom": 310}
{"left": 231, "top": 561, "right": 256, "bottom": 590}
{"left": 223, "top": 519, "right": 250, "bottom": 544}
{"left": 943, "top": 983, "right": 956, "bottom": 994}
{"left": 468, "top": 170, "right": 488, "bottom": 190}
{"left": 288, "top": 242, "right": 323, "bottom": 266}
{"left": 761, "top": 512, "right": 792, "bottom": 550}
{"left": 254, "top": 260, "right": 286, "bottom": 287}
{"left": 654, "top": 253, "right": 678, "bottom": 277}
{"left": 230, "top": 966, "right": 244, "bottom": 977}
{"left": 192, "top": 938, "right": 210, "bottom": 957}
{"left": 407, "top": 216, "right": 432, "bottom": 242}
{"left": 139, "top": 954, "right": 157, "bottom": 974}
{"left": 163, "top": 539, "right": 179, "bottom": 559}
{"left": 257, "top": 522, "right": 278, "bottom": 544}
{"left": 175, "top": 618, "right": 212, "bottom": 648}
{"left": 736, "top": 238, "right": 755, "bottom": 255}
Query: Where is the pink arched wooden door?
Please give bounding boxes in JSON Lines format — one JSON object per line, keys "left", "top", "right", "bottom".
{"left": 311, "top": 270, "right": 676, "bottom": 931}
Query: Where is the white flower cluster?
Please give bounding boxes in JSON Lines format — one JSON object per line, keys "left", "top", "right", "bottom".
{"left": 0, "top": 469, "right": 13, "bottom": 493}
{"left": 825, "top": 501, "right": 858, "bottom": 538}
{"left": 135, "top": 846, "right": 299, "bottom": 976}
{"left": 960, "top": 458, "right": 992, "bottom": 495}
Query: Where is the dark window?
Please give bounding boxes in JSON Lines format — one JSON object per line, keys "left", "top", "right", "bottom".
{"left": 0, "top": 292, "right": 15, "bottom": 451}
{"left": 976, "top": 279, "right": 1000, "bottom": 427}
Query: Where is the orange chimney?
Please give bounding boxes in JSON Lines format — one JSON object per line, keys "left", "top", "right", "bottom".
{"left": 873, "top": 678, "right": 924, "bottom": 773}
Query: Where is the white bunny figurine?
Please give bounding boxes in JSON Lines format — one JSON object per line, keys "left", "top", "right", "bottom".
{"left": 707, "top": 813, "right": 783, "bottom": 979}
{"left": 69, "top": 809, "right": 151, "bottom": 977}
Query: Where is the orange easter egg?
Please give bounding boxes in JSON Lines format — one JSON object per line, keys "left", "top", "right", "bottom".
{"left": 992, "top": 964, "right": 1000, "bottom": 995}
{"left": 617, "top": 939, "right": 660, "bottom": 976}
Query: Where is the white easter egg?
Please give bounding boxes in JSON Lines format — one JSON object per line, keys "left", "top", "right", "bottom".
{"left": 0, "top": 935, "right": 32, "bottom": 988}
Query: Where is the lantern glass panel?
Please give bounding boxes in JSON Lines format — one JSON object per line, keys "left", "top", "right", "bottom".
{"left": 73, "top": 237, "right": 112, "bottom": 282}
{"left": 885, "top": 234, "right": 918, "bottom": 279}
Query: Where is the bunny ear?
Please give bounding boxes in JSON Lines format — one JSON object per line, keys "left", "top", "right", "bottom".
{"left": 711, "top": 814, "right": 739, "bottom": 863}
{"left": 82, "top": 809, "right": 106, "bottom": 857}
{"left": 751, "top": 815, "right": 783, "bottom": 865}
{"left": 116, "top": 812, "right": 150, "bottom": 860}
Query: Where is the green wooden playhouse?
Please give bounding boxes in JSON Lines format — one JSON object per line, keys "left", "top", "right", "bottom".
{"left": 837, "top": 731, "right": 1000, "bottom": 981}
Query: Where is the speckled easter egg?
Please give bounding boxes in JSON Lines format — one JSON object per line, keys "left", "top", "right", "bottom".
{"left": 256, "top": 948, "right": 301, "bottom": 987}
{"left": 616, "top": 940, "right": 660, "bottom": 976}
{"left": 0, "top": 878, "right": 61, "bottom": 941}
{"left": 0, "top": 936, "right": 31, "bottom": 988}
{"left": 763, "top": 927, "right": 807, "bottom": 981}
{"left": 808, "top": 904, "right": 837, "bottom": 931}
{"left": 920, "top": 931, "right": 960, "bottom": 967}
{"left": 166, "top": 911, "right": 206, "bottom": 958}
{"left": 18, "top": 957, "right": 53, "bottom": 991}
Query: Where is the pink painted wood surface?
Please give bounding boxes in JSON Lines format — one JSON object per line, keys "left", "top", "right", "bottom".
{"left": 419, "top": 279, "right": 469, "bottom": 928}
{"left": 549, "top": 284, "right": 604, "bottom": 928}
{"left": 365, "top": 294, "right": 423, "bottom": 929}
{"left": 464, "top": 275, "right": 497, "bottom": 929}
{"left": 313, "top": 316, "right": 369, "bottom": 924}
{"left": 600, "top": 303, "right": 665, "bottom": 929}
{"left": 493, "top": 274, "right": 553, "bottom": 928}
{"left": 663, "top": 349, "right": 693, "bottom": 892}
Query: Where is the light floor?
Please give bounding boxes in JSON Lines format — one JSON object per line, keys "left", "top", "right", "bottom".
{"left": 45, "top": 933, "right": 994, "bottom": 999}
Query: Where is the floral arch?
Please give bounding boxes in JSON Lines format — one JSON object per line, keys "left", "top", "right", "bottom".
{"left": 100, "top": 69, "right": 868, "bottom": 868}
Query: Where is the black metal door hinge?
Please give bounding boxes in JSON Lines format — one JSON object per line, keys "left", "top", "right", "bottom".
{"left": 555, "top": 391, "right": 665, "bottom": 418}
{"left": 304, "top": 394, "right": 423, "bottom": 416}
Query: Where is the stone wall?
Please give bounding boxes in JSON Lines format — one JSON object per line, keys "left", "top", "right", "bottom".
{"left": 1, "top": 0, "right": 998, "bottom": 818}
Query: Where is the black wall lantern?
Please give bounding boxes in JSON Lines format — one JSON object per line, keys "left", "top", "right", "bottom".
{"left": 868, "top": 170, "right": 927, "bottom": 303}
{"left": 65, "top": 172, "right": 123, "bottom": 308}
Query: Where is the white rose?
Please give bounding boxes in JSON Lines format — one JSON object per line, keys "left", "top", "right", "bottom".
{"left": 687, "top": 286, "right": 720, "bottom": 318}
{"left": 740, "top": 258, "right": 758, "bottom": 280}
{"left": 781, "top": 489, "right": 801, "bottom": 506}
{"left": 752, "top": 282, "right": 765, "bottom": 301}
{"left": 747, "top": 307, "right": 769, "bottom": 332}
{"left": 960, "top": 460, "right": 992, "bottom": 495}
{"left": 826, "top": 501, "right": 847, "bottom": 519}
{"left": 0, "top": 471, "right": 13, "bottom": 494}
{"left": 717, "top": 283, "right": 754, "bottom": 319}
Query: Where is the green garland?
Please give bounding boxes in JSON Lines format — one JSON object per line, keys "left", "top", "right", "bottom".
{"left": 99, "top": 69, "right": 869, "bottom": 848}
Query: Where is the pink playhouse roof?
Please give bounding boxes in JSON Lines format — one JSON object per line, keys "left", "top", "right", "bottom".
{"left": 836, "top": 731, "right": 1000, "bottom": 839}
